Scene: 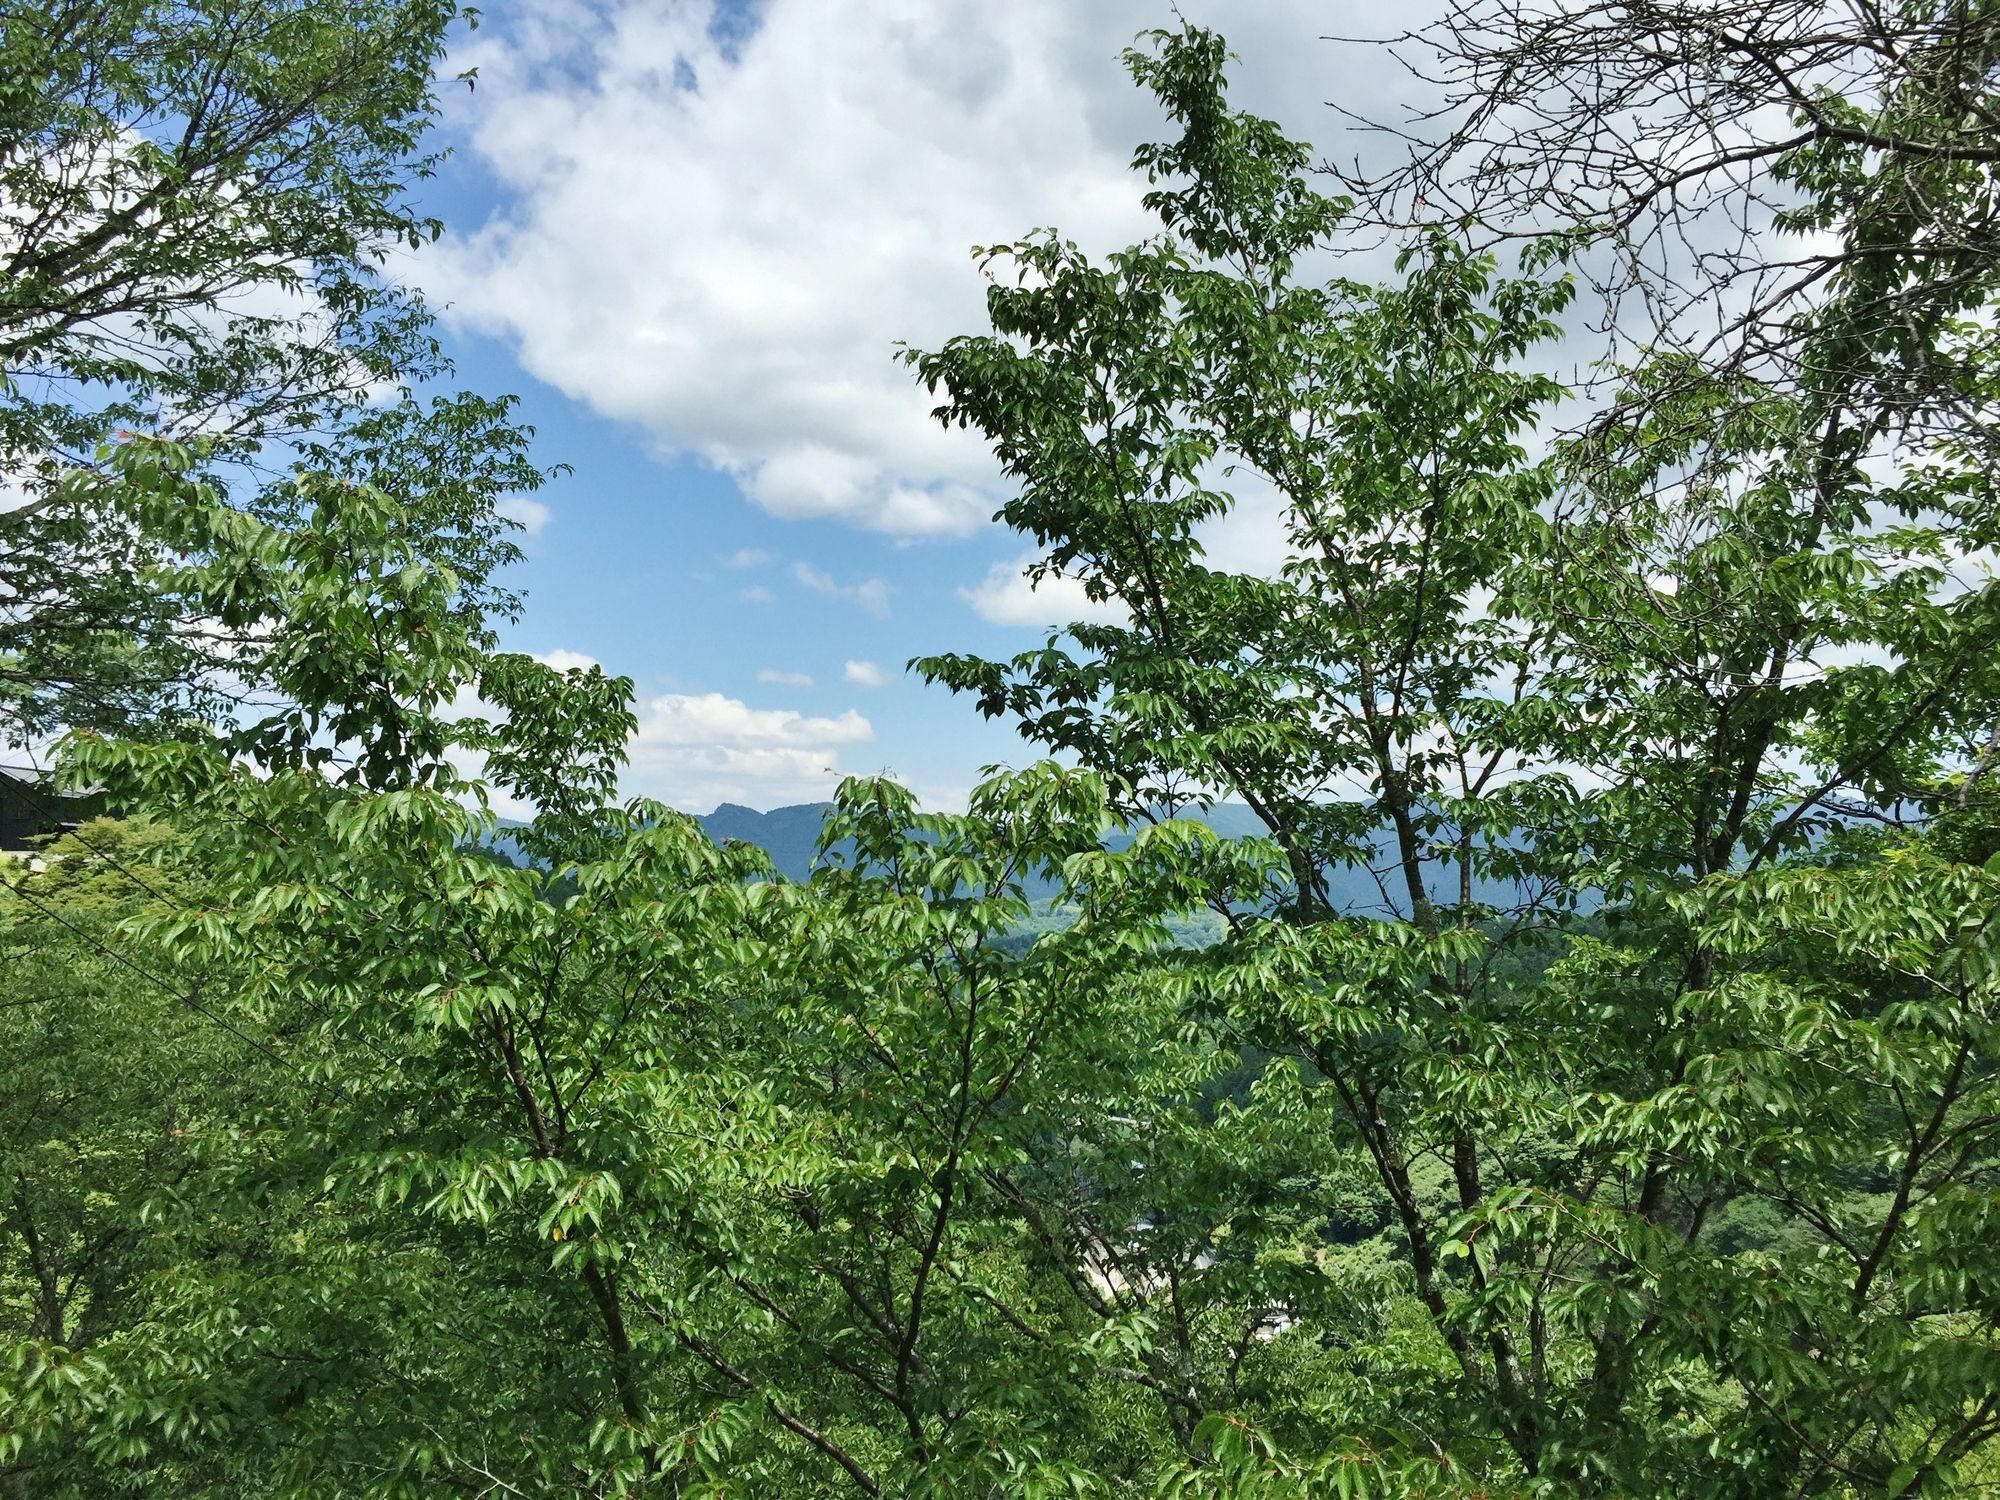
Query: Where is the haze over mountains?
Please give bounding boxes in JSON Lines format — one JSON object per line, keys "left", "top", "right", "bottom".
{"left": 496, "top": 800, "right": 1527, "bottom": 916}
{"left": 494, "top": 800, "right": 1267, "bottom": 888}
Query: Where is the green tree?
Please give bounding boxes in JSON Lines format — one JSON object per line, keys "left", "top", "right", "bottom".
{"left": 8, "top": 444, "right": 1472, "bottom": 1497}
{"left": 1346, "top": 0, "right": 2000, "bottom": 480}
{"left": 39, "top": 431, "right": 1365, "bottom": 1494}
{"left": 0, "top": 0, "right": 550, "bottom": 741}
{"left": 0, "top": 819, "right": 210, "bottom": 1358}
{"left": 907, "top": 25, "right": 2000, "bottom": 1494}
{"left": 17, "top": 20, "right": 2000, "bottom": 1500}
{"left": 1, "top": 0, "right": 453, "bottom": 465}
{"left": 0, "top": 817, "right": 314, "bottom": 1494}
{"left": 0, "top": 439, "right": 559, "bottom": 1494}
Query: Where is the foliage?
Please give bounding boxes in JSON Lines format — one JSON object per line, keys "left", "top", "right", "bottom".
{"left": 0, "top": 817, "right": 300, "bottom": 1492}
{"left": 0, "top": 0, "right": 455, "bottom": 464}
{"left": 1343, "top": 0, "right": 2000, "bottom": 484}
{"left": 5, "top": 18, "right": 1999, "bottom": 1500}
{"left": 902, "top": 24, "right": 2000, "bottom": 1494}
{"left": 0, "top": 0, "right": 552, "bottom": 741}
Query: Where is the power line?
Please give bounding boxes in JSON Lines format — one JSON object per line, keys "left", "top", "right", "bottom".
{"left": 2, "top": 877, "right": 307, "bottom": 1081}
{"left": 0, "top": 764, "right": 434, "bottom": 1081}
{"left": 1, "top": 764, "right": 182, "bottom": 910}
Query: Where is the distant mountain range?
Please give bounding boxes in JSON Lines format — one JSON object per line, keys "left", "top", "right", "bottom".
{"left": 696, "top": 802, "right": 843, "bottom": 882}
{"left": 490, "top": 800, "right": 1525, "bottom": 916}
{"left": 492, "top": 801, "right": 1267, "bottom": 887}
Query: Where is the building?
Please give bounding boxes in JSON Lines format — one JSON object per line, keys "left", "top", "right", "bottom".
{"left": 0, "top": 765, "right": 105, "bottom": 852}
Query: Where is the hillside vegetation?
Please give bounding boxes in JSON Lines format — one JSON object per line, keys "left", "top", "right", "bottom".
{"left": 4, "top": 7, "right": 2000, "bottom": 1496}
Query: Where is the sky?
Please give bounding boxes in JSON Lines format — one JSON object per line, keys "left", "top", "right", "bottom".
{"left": 400, "top": 0, "right": 1424, "bottom": 814}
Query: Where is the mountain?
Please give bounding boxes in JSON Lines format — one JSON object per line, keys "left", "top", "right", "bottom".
{"left": 489, "top": 801, "right": 1525, "bottom": 917}
{"left": 697, "top": 802, "right": 835, "bottom": 881}
{"left": 486, "top": 803, "right": 837, "bottom": 881}
{"left": 695, "top": 801, "right": 1271, "bottom": 890}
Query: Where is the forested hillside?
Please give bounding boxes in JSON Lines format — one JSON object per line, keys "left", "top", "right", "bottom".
{"left": 4, "top": 4, "right": 1999, "bottom": 1497}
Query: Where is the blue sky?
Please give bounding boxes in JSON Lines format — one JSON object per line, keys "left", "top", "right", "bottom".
{"left": 398, "top": 0, "right": 1407, "bottom": 813}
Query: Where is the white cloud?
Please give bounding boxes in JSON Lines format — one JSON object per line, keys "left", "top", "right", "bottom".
{"left": 624, "top": 690, "right": 874, "bottom": 810}
{"left": 444, "top": 646, "right": 601, "bottom": 729}
{"left": 496, "top": 494, "right": 552, "bottom": 536}
{"left": 441, "top": 648, "right": 605, "bottom": 819}
{"left": 793, "top": 561, "right": 890, "bottom": 618}
{"left": 758, "top": 667, "right": 815, "bottom": 686}
{"left": 739, "top": 584, "right": 774, "bottom": 605}
{"left": 420, "top": 0, "right": 1369, "bottom": 539}
{"left": 842, "top": 658, "right": 889, "bottom": 688}
{"left": 959, "top": 554, "right": 1130, "bottom": 628}
{"left": 909, "top": 780, "right": 974, "bottom": 814}
{"left": 726, "top": 546, "right": 772, "bottom": 567}
{"left": 1193, "top": 466, "right": 1293, "bottom": 580}
{"left": 451, "top": 650, "right": 870, "bottom": 810}
{"left": 956, "top": 469, "right": 1290, "bottom": 631}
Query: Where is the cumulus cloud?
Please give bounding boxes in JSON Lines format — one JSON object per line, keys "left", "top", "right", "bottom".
{"left": 726, "top": 546, "right": 772, "bottom": 567}
{"left": 959, "top": 555, "right": 1130, "bottom": 629}
{"left": 793, "top": 561, "right": 890, "bottom": 618}
{"left": 534, "top": 648, "right": 601, "bottom": 673}
{"left": 624, "top": 690, "right": 874, "bottom": 810}
{"left": 441, "top": 648, "right": 604, "bottom": 818}
{"left": 496, "top": 494, "right": 552, "bottom": 537}
{"left": 842, "top": 658, "right": 889, "bottom": 688}
{"left": 421, "top": 0, "right": 1370, "bottom": 540}
{"left": 738, "top": 584, "right": 774, "bottom": 605}
{"left": 1192, "top": 467, "right": 1294, "bottom": 580}
{"left": 452, "top": 648, "right": 869, "bottom": 810}
{"left": 956, "top": 469, "right": 1291, "bottom": 629}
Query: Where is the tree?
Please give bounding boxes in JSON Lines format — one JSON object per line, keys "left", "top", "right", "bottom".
{"left": 0, "top": 0, "right": 551, "bottom": 741}
{"left": 0, "top": 816, "right": 318, "bottom": 1495}
{"left": 0, "top": 0, "right": 457, "bottom": 467}
{"left": 30, "top": 437, "right": 1390, "bottom": 1493}
{"left": 0, "top": 426, "right": 524, "bottom": 1492}
{"left": 1337, "top": 0, "right": 2000, "bottom": 521}
{"left": 17, "top": 20, "right": 2000, "bottom": 1499}
{"left": 907, "top": 25, "right": 2000, "bottom": 1493}
{"left": 1341, "top": 0, "right": 2000, "bottom": 839}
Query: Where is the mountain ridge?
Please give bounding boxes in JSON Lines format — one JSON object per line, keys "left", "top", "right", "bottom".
{"left": 491, "top": 800, "right": 1528, "bottom": 915}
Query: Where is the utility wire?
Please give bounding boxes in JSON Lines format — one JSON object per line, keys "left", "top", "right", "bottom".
{"left": 3, "top": 768, "right": 420, "bottom": 1083}
{"left": 2, "top": 763, "right": 183, "bottom": 910}
{"left": 1, "top": 877, "right": 306, "bottom": 1081}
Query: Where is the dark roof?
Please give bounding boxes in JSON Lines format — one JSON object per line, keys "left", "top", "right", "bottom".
{"left": 0, "top": 765, "right": 105, "bottom": 850}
